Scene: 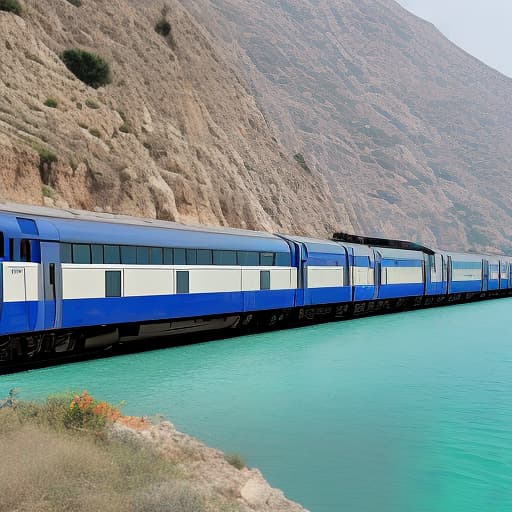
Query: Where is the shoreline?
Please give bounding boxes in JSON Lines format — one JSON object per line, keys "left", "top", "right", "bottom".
{"left": 111, "top": 417, "right": 309, "bottom": 512}
{"left": 0, "top": 392, "right": 308, "bottom": 512}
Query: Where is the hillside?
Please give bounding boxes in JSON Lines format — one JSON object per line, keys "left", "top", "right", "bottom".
{"left": 186, "top": 0, "right": 512, "bottom": 253}
{"left": 0, "top": 0, "right": 352, "bottom": 237}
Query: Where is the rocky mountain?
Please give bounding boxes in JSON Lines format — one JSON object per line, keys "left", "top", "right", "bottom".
{"left": 2, "top": 0, "right": 511, "bottom": 253}
{"left": 186, "top": 0, "right": 512, "bottom": 253}
{"left": 0, "top": 0, "right": 352, "bottom": 237}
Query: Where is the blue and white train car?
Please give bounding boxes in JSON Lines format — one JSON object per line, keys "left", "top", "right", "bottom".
{"left": 1, "top": 202, "right": 511, "bottom": 366}
{"left": 343, "top": 243, "right": 376, "bottom": 302}
{"left": 0, "top": 204, "right": 298, "bottom": 355}
{"left": 373, "top": 247, "right": 425, "bottom": 299}
{"left": 445, "top": 252, "right": 483, "bottom": 294}
{"left": 279, "top": 236, "right": 350, "bottom": 306}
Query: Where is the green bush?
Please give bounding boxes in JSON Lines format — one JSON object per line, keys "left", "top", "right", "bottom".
{"left": 61, "top": 49, "right": 112, "bottom": 89}
{"left": 224, "top": 453, "right": 245, "bottom": 470}
{"left": 85, "top": 98, "right": 100, "bottom": 109}
{"left": 44, "top": 98, "right": 58, "bottom": 108}
{"left": 0, "top": 0, "right": 22, "bottom": 15}
{"left": 66, "top": 0, "right": 82, "bottom": 6}
{"left": 39, "top": 148, "right": 58, "bottom": 167}
{"left": 89, "top": 128, "right": 101, "bottom": 138}
{"left": 155, "top": 18, "right": 171, "bottom": 37}
{"left": 41, "top": 184, "right": 56, "bottom": 199}
{"left": 119, "top": 122, "right": 130, "bottom": 133}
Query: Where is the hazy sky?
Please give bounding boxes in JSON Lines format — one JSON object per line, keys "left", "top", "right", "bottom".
{"left": 396, "top": 0, "right": 512, "bottom": 78}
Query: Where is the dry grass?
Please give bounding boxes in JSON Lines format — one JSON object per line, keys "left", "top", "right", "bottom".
{"left": 0, "top": 396, "right": 206, "bottom": 512}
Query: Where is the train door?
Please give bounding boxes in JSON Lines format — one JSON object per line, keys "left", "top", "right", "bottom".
{"left": 9, "top": 238, "right": 41, "bottom": 331}
{"left": 482, "top": 259, "right": 489, "bottom": 292}
{"left": 442, "top": 255, "right": 448, "bottom": 295}
{"left": 40, "top": 242, "right": 61, "bottom": 330}
{"left": 373, "top": 249, "right": 381, "bottom": 300}
{"left": 447, "top": 256, "right": 452, "bottom": 294}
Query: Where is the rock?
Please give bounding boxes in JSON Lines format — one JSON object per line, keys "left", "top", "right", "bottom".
{"left": 240, "top": 475, "right": 273, "bottom": 507}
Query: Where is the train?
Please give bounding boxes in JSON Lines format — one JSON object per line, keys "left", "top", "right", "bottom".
{"left": 0, "top": 202, "right": 510, "bottom": 366}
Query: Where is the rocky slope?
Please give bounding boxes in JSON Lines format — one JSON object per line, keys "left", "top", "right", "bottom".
{"left": 0, "top": 0, "right": 352, "bottom": 237}
{"left": 186, "top": 0, "right": 512, "bottom": 253}
{"left": 111, "top": 419, "right": 308, "bottom": 512}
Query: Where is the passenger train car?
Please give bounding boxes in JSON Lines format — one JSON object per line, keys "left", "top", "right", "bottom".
{"left": 0, "top": 203, "right": 510, "bottom": 365}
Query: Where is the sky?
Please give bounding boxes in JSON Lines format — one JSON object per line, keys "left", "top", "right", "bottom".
{"left": 395, "top": 0, "right": 512, "bottom": 78}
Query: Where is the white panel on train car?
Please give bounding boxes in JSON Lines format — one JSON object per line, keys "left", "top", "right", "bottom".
{"left": 188, "top": 268, "right": 241, "bottom": 294}
{"left": 308, "top": 267, "right": 344, "bottom": 288}
{"left": 124, "top": 268, "right": 173, "bottom": 297}
{"left": 242, "top": 269, "right": 261, "bottom": 291}
{"left": 3, "top": 264, "right": 26, "bottom": 302}
{"left": 352, "top": 267, "right": 374, "bottom": 286}
{"left": 452, "top": 268, "right": 482, "bottom": 282}
{"left": 290, "top": 268, "right": 298, "bottom": 288}
{"left": 62, "top": 266, "right": 106, "bottom": 299}
{"left": 24, "top": 264, "right": 40, "bottom": 301}
{"left": 383, "top": 267, "right": 423, "bottom": 285}
{"left": 270, "top": 268, "right": 294, "bottom": 290}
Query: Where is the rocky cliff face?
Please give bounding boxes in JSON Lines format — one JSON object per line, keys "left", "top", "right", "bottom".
{"left": 2, "top": 0, "right": 512, "bottom": 252}
{"left": 186, "top": 0, "right": 512, "bottom": 253}
{"left": 0, "top": 0, "right": 352, "bottom": 237}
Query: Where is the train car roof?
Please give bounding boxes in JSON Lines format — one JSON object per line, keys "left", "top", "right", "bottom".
{"left": 0, "top": 202, "right": 291, "bottom": 252}
{"left": 279, "top": 234, "right": 345, "bottom": 254}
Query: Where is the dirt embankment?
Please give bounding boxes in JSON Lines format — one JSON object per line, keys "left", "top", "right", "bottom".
{"left": 0, "top": 392, "right": 308, "bottom": 512}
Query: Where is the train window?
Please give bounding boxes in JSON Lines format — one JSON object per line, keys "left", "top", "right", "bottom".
{"left": 163, "top": 248, "right": 173, "bottom": 265}
{"left": 91, "top": 245, "right": 104, "bottom": 264}
{"left": 16, "top": 218, "right": 38, "bottom": 235}
{"left": 176, "top": 271, "right": 189, "bottom": 294}
{"left": 60, "top": 243, "right": 72, "bottom": 263}
{"left": 121, "top": 246, "right": 136, "bottom": 264}
{"left": 150, "top": 247, "right": 163, "bottom": 265}
{"left": 213, "top": 250, "right": 237, "bottom": 265}
{"left": 186, "top": 249, "right": 197, "bottom": 265}
{"left": 260, "top": 270, "right": 271, "bottom": 290}
{"left": 20, "top": 239, "right": 31, "bottom": 262}
{"left": 72, "top": 244, "right": 91, "bottom": 264}
{"left": 260, "top": 252, "right": 274, "bottom": 266}
{"left": 197, "top": 249, "right": 213, "bottom": 265}
{"left": 237, "top": 251, "right": 259, "bottom": 266}
{"left": 275, "top": 252, "right": 291, "bottom": 267}
{"left": 105, "top": 271, "right": 121, "bottom": 297}
{"left": 174, "top": 248, "right": 186, "bottom": 265}
{"left": 104, "top": 245, "right": 120, "bottom": 264}
{"left": 137, "top": 247, "right": 149, "bottom": 265}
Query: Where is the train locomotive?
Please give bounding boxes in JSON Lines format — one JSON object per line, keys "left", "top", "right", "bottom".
{"left": 0, "top": 202, "right": 510, "bottom": 365}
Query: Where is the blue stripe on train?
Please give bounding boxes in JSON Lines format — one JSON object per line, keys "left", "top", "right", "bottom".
{"left": 0, "top": 301, "right": 39, "bottom": 335}
{"left": 60, "top": 290, "right": 297, "bottom": 328}
{"left": 449, "top": 281, "right": 482, "bottom": 293}
{"left": 305, "top": 286, "right": 352, "bottom": 306}
{"left": 354, "top": 285, "right": 375, "bottom": 302}
{"left": 378, "top": 283, "right": 424, "bottom": 299}
{"left": 488, "top": 279, "right": 500, "bottom": 291}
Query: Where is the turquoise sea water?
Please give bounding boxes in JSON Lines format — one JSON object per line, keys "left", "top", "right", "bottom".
{"left": 2, "top": 299, "right": 512, "bottom": 511}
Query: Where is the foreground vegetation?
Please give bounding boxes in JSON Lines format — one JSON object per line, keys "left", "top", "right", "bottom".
{"left": 0, "top": 391, "right": 208, "bottom": 512}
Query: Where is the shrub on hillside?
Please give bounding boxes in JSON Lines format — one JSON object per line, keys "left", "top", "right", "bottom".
{"left": 155, "top": 18, "right": 171, "bottom": 37}
{"left": 61, "top": 49, "right": 112, "bottom": 89}
{"left": 0, "top": 0, "right": 22, "bottom": 15}
{"left": 224, "top": 453, "right": 246, "bottom": 470}
{"left": 44, "top": 98, "right": 58, "bottom": 108}
{"left": 66, "top": 0, "right": 82, "bottom": 6}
